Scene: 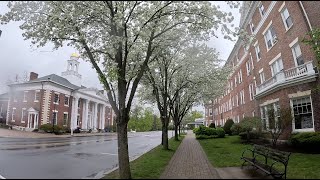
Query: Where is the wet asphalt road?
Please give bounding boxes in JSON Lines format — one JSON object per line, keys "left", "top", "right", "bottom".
{"left": 0, "top": 131, "right": 174, "bottom": 179}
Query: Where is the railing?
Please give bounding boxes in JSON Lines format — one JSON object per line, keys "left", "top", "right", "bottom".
{"left": 256, "top": 61, "right": 316, "bottom": 95}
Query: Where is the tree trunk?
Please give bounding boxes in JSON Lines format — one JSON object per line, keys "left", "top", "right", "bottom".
{"left": 161, "top": 119, "right": 169, "bottom": 150}
{"left": 117, "top": 117, "right": 131, "bottom": 179}
{"left": 174, "top": 123, "right": 179, "bottom": 141}
{"left": 179, "top": 125, "right": 181, "bottom": 136}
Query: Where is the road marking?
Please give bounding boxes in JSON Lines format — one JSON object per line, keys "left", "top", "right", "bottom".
{"left": 0, "top": 174, "right": 6, "bottom": 179}
{"left": 101, "top": 153, "right": 118, "bottom": 156}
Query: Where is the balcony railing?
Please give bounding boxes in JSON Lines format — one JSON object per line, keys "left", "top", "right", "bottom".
{"left": 256, "top": 61, "right": 316, "bottom": 95}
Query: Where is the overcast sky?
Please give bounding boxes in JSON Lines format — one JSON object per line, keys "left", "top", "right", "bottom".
{"left": 0, "top": 1, "right": 241, "bottom": 114}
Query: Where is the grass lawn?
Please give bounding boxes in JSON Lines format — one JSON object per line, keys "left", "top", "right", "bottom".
{"left": 198, "top": 135, "right": 320, "bottom": 179}
{"left": 103, "top": 135, "right": 185, "bottom": 179}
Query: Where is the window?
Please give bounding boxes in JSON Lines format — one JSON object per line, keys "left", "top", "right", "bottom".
{"left": 78, "top": 99, "right": 81, "bottom": 108}
{"left": 64, "top": 96, "right": 69, "bottom": 106}
{"left": 63, "top": 113, "right": 68, "bottom": 126}
{"left": 54, "top": 93, "right": 59, "bottom": 104}
{"left": 11, "top": 108, "right": 16, "bottom": 122}
{"left": 264, "top": 25, "right": 278, "bottom": 49}
{"left": 21, "top": 108, "right": 27, "bottom": 123}
{"left": 240, "top": 90, "right": 245, "bottom": 105}
{"left": 252, "top": 111, "right": 255, "bottom": 117}
{"left": 230, "top": 81, "right": 233, "bottom": 90}
{"left": 236, "top": 95, "right": 239, "bottom": 107}
{"left": 259, "top": 3, "right": 265, "bottom": 17}
{"left": 13, "top": 95, "right": 17, "bottom": 102}
{"left": 234, "top": 76, "right": 237, "bottom": 87}
{"left": 249, "top": 83, "right": 255, "bottom": 101}
{"left": 292, "top": 96, "right": 313, "bottom": 130}
{"left": 34, "top": 90, "right": 40, "bottom": 102}
{"left": 260, "top": 102, "right": 280, "bottom": 130}
{"left": 255, "top": 44, "right": 261, "bottom": 61}
{"left": 209, "top": 109, "right": 212, "bottom": 116}
{"left": 270, "top": 58, "right": 284, "bottom": 76}
{"left": 246, "top": 60, "right": 252, "bottom": 76}
{"left": 23, "top": 91, "right": 28, "bottom": 102}
{"left": 250, "top": 22, "right": 255, "bottom": 34}
{"left": 52, "top": 112, "right": 58, "bottom": 125}
{"left": 238, "top": 70, "right": 242, "bottom": 83}
{"left": 291, "top": 43, "right": 304, "bottom": 66}
{"left": 281, "top": 7, "right": 293, "bottom": 30}
{"left": 259, "top": 71, "right": 265, "bottom": 84}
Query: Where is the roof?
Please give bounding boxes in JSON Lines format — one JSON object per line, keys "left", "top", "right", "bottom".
{"left": 29, "top": 74, "right": 81, "bottom": 90}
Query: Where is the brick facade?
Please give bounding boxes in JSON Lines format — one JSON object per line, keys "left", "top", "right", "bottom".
{"left": 205, "top": 1, "right": 320, "bottom": 136}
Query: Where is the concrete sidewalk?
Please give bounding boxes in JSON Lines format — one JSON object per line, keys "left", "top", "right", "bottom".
{"left": 160, "top": 131, "right": 220, "bottom": 179}
{"left": 160, "top": 131, "right": 271, "bottom": 179}
{"left": 0, "top": 128, "right": 116, "bottom": 138}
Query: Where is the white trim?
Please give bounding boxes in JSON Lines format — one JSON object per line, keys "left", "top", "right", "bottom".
{"left": 253, "top": 40, "right": 258, "bottom": 47}
{"left": 259, "top": 98, "right": 279, "bottom": 107}
{"left": 259, "top": 68, "right": 264, "bottom": 73}
{"left": 269, "top": 53, "right": 282, "bottom": 65}
{"left": 63, "top": 112, "right": 69, "bottom": 126}
{"left": 262, "top": 20, "right": 273, "bottom": 35}
{"left": 289, "top": 37, "right": 299, "bottom": 48}
{"left": 52, "top": 109, "right": 58, "bottom": 112}
{"left": 21, "top": 108, "right": 26, "bottom": 123}
{"left": 288, "top": 90, "right": 311, "bottom": 98}
{"left": 23, "top": 91, "right": 28, "bottom": 102}
{"left": 278, "top": 1, "right": 286, "bottom": 12}
{"left": 34, "top": 90, "right": 40, "bottom": 102}
{"left": 299, "top": 1, "right": 312, "bottom": 31}
{"left": 11, "top": 107, "right": 16, "bottom": 122}
{"left": 290, "top": 95, "right": 315, "bottom": 133}
{"left": 254, "top": 1, "right": 277, "bottom": 35}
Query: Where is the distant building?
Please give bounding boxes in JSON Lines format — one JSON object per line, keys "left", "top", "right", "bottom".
{"left": 0, "top": 93, "right": 9, "bottom": 124}
{"left": 187, "top": 118, "right": 207, "bottom": 128}
{"left": 205, "top": 1, "right": 320, "bottom": 138}
{"left": 5, "top": 53, "right": 113, "bottom": 132}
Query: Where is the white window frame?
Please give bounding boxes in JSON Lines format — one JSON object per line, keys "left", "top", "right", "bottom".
{"left": 250, "top": 21, "right": 255, "bottom": 34}
{"left": 34, "top": 90, "right": 40, "bottom": 102}
{"left": 259, "top": 70, "right": 265, "bottom": 84}
{"left": 263, "top": 25, "right": 278, "bottom": 51}
{"left": 236, "top": 94, "right": 239, "bottom": 107}
{"left": 246, "top": 61, "right": 251, "bottom": 76}
{"left": 291, "top": 43, "right": 304, "bottom": 66}
{"left": 21, "top": 108, "right": 26, "bottom": 123}
{"left": 255, "top": 44, "right": 261, "bottom": 61}
{"left": 11, "top": 107, "right": 16, "bottom": 122}
{"left": 23, "top": 91, "right": 28, "bottom": 102}
{"left": 258, "top": 2, "right": 265, "bottom": 17}
{"left": 280, "top": 7, "right": 293, "bottom": 31}
{"left": 64, "top": 95, "right": 69, "bottom": 106}
{"left": 52, "top": 110, "right": 58, "bottom": 125}
{"left": 238, "top": 69, "right": 242, "bottom": 83}
{"left": 209, "top": 109, "right": 212, "bottom": 116}
{"left": 63, "top": 112, "right": 68, "bottom": 126}
{"left": 53, "top": 93, "right": 59, "bottom": 105}
{"left": 249, "top": 84, "right": 254, "bottom": 101}
{"left": 290, "top": 96, "right": 315, "bottom": 132}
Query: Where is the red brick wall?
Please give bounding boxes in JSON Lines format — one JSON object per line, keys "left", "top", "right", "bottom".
{"left": 301, "top": 1, "right": 320, "bottom": 29}
{"left": 48, "top": 91, "right": 72, "bottom": 127}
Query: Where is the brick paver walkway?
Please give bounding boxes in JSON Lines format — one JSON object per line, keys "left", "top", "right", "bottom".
{"left": 160, "top": 131, "right": 220, "bottom": 179}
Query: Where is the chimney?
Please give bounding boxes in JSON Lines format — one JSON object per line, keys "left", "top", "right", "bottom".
{"left": 29, "top": 72, "right": 38, "bottom": 81}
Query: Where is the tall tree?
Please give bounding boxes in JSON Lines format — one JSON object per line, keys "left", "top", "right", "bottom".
{"left": 1, "top": 1, "right": 239, "bottom": 178}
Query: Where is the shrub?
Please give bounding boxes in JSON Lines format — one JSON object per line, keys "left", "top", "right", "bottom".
{"left": 40, "top": 124, "right": 54, "bottom": 133}
{"left": 239, "top": 131, "right": 261, "bottom": 140}
{"left": 223, "top": 119, "right": 234, "bottom": 135}
{"left": 40, "top": 124, "right": 63, "bottom": 133}
{"left": 193, "top": 127, "right": 200, "bottom": 134}
{"left": 230, "top": 123, "right": 242, "bottom": 135}
{"left": 196, "top": 134, "right": 215, "bottom": 139}
{"left": 238, "top": 117, "right": 262, "bottom": 141}
{"left": 209, "top": 123, "right": 215, "bottom": 128}
{"left": 288, "top": 132, "right": 320, "bottom": 149}
{"left": 32, "top": 129, "right": 39, "bottom": 132}
{"left": 216, "top": 127, "right": 225, "bottom": 138}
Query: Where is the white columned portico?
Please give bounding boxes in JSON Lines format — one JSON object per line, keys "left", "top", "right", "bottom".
{"left": 93, "top": 102, "right": 98, "bottom": 131}
{"left": 82, "top": 99, "right": 89, "bottom": 129}
{"left": 71, "top": 96, "right": 79, "bottom": 135}
{"left": 102, "top": 104, "right": 106, "bottom": 130}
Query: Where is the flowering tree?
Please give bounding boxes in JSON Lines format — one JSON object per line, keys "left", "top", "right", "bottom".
{"left": 1, "top": 1, "right": 238, "bottom": 178}
{"left": 140, "top": 41, "right": 230, "bottom": 146}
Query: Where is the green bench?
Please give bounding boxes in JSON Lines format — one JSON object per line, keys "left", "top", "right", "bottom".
{"left": 241, "top": 144, "right": 291, "bottom": 179}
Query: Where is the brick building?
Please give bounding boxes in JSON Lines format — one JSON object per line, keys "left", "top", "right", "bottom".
{"left": 0, "top": 93, "right": 9, "bottom": 124}
{"left": 205, "top": 1, "right": 320, "bottom": 136}
{"left": 5, "top": 53, "right": 113, "bottom": 132}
